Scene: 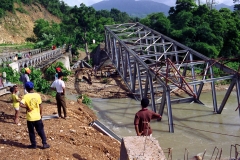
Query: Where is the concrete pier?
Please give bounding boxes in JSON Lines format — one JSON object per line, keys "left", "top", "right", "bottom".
{"left": 120, "top": 136, "right": 166, "bottom": 160}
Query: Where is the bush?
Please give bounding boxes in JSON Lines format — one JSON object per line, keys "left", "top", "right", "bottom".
{"left": 20, "top": 67, "right": 51, "bottom": 94}
{"left": 0, "top": 8, "right": 5, "bottom": 18}
{"left": 81, "top": 94, "right": 93, "bottom": 109}
{"left": 45, "top": 62, "right": 71, "bottom": 81}
{"left": 0, "top": 64, "right": 20, "bottom": 83}
{"left": 15, "top": 7, "right": 28, "bottom": 14}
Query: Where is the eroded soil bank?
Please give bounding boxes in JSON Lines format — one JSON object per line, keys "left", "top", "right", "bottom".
{"left": 0, "top": 75, "right": 121, "bottom": 160}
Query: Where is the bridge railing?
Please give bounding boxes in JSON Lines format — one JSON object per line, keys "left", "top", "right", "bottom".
{"left": 17, "top": 48, "right": 61, "bottom": 70}
{"left": 0, "top": 48, "right": 42, "bottom": 64}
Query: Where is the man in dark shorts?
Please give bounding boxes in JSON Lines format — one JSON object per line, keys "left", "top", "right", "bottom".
{"left": 134, "top": 98, "right": 162, "bottom": 136}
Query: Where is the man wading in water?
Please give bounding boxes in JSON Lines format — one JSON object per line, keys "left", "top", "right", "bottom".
{"left": 134, "top": 98, "right": 161, "bottom": 136}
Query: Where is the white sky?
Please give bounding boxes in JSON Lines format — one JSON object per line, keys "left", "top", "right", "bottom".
{"left": 62, "top": 0, "right": 234, "bottom": 7}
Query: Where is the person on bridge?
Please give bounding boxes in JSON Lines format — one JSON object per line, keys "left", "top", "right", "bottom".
{"left": 26, "top": 52, "right": 31, "bottom": 59}
{"left": 50, "top": 72, "right": 68, "bottom": 119}
{"left": 20, "top": 81, "right": 50, "bottom": 149}
{"left": 17, "top": 51, "right": 22, "bottom": 60}
{"left": 14, "top": 54, "right": 18, "bottom": 61}
{"left": 134, "top": 98, "right": 161, "bottom": 136}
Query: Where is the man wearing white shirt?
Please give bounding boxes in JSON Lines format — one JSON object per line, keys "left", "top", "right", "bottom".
{"left": 50, "top": 72, "right": 67, "bottom": 119}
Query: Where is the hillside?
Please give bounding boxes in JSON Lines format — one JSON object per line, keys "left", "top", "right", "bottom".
{"left": 0, "top": 3, "right": 61, "bottom": 44}
{"left": 91, "top": 0, "right": 170, "bottom": 17}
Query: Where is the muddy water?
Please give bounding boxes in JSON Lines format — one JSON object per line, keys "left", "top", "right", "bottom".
{"left": 92, "top": 91, "right": 240, "bottom": 160}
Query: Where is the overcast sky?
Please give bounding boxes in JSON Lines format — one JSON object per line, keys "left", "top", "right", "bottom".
{"left": 62, "top": 0, "right": 234, "bottom": 7}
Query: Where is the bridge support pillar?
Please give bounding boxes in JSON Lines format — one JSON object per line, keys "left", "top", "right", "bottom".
{"left": 236, "top": 77, "right": 240, "bottom": 116}
{"left": 120, "top": 136, "right": 166, "bottom": 160}
{"left": 166, "top": 87, "right": 174, "bottom": 133}
{"left": 218, "top": 78, "right": 236, "bottom": 114}
{"left": 210, "top": 66, "right": 218, "bottom": 112}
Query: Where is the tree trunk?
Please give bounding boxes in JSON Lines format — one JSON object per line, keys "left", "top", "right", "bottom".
{"left": 84, "top": 31, "right": 89, "bottom": 61}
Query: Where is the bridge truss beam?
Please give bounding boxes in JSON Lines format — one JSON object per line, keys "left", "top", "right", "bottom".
{"left": 104, "top": 22, "right": 240, "bottom": 133}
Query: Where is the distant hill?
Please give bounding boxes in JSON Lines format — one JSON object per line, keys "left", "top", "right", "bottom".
{"left": 213, "top": 3, "right": 234, "bottom": 11}
{"left": 91, "top": 0, "right": 170, "bottom": 17}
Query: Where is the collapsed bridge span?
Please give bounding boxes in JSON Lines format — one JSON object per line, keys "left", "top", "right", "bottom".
{"left": 104, "top": 22, "right": 240, "bottom": 133}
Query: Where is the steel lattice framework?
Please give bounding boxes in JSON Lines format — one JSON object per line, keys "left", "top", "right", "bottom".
{"left": 104, "top": 22, "right": 240, "bottom": 132}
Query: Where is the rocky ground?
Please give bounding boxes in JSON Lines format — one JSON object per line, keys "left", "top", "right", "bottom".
{"left": 0, "top": 73, "right": 124, "bottom": 160}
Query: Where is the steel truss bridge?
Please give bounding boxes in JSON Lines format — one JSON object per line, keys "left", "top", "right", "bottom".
{"left": 104, "top": 22, "right": 240, "bottom": 133}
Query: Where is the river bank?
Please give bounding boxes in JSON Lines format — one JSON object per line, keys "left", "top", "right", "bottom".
{"left": 0, "top": 78, "right": 121, "bottom": 160}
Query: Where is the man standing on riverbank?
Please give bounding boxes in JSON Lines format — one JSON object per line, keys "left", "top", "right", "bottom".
{"left": 20, "top": 81, "right": 50, "bottom": 149}
{"left": 50, "top": 72, "right": 68, "bottom": 119}
{"left": 134, "top": 98, "right": 161, "bottom": 136}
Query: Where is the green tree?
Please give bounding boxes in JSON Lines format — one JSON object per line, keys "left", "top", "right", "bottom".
{"left": 140, "top": 13, "right": 171, "bottom": 35}
{"left": 0, "top": 0, "right": 14, "bottom": 12}
{"left": 33, "top": 19, "right": 50, "bottom": 38}
{"left": 110, "top": 8, "right": 131, "bottom": 23}
{"left": 233, "top": 0, "right": 240, "bottom": 11}
{"left": 192, "top": 42, "right": 219, "bottom": 58}
{"left": 21, "top": 0, "right": 33, "bottom": 4}
{"left": 68, "top": 4, "right": 97, "bottom": 59}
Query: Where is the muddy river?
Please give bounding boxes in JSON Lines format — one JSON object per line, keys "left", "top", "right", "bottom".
{"left": 92, "top": 91, "right": 240, "bottom": 160}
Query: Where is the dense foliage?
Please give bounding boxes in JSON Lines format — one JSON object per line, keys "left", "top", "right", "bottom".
{"left": 0, "top": 0, "right": 240, "bottom": 70}
{"left": 0, "top": 61, "right": 71, "bottom": 95}
{"left": 28, "top": 1, "right": 135, "bottom": 55}
{"left": 45, "top": 61, "right": 71, "bottom": 81}
{"left": 81, "top": 94, "right": 93, "bottom": 109}
{"left": 0, "top": 64, "right": 20, "bottom": 83}
{"left": 140, "top": 0, "right": 240, "bottom": 68}
{"left": 28, "top": 0, "right": 240, "bottom": 62}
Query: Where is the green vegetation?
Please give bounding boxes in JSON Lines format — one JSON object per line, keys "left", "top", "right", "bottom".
{"left": 0, "top": 43, "right": 35, "bottom": 53}
{"left": 0, "top": 0, "right": 240, "bottom": 86}
{"left": 45, "top": 62, "right": 71, "bottom": 81}
{"left": 0, "top": 0, "right": 240, "bottom": 62}
{"left": 15, "top": 7, "right": 28, "bottom": 14}
{"left": 0, "top": 64, "right": 20, "bottom": 83}
{"left": 140, "top": 0, "right": 240, "bottom": 59}
{"left": 19, "top": 66, "right": 52, "bottom": 94}
{"left": 81, "top": 94, "right": 93, "bottom": 109}
{"left": 25, "top": 0, "right": 240, "bottom": 66}
{"left": 0, "top": 62, "right": 70, "bottom": 95}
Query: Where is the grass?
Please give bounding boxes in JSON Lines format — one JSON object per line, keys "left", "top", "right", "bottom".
{"left": 0, "top": 42, "right": 34, "bottom": 47}
{"left": 0, "top": 42, "right": 35, "bottom": 53}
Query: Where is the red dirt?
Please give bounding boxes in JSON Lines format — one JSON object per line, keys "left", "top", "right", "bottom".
{"left": 0, "top": 84, "right": 121, "bottom": 160}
